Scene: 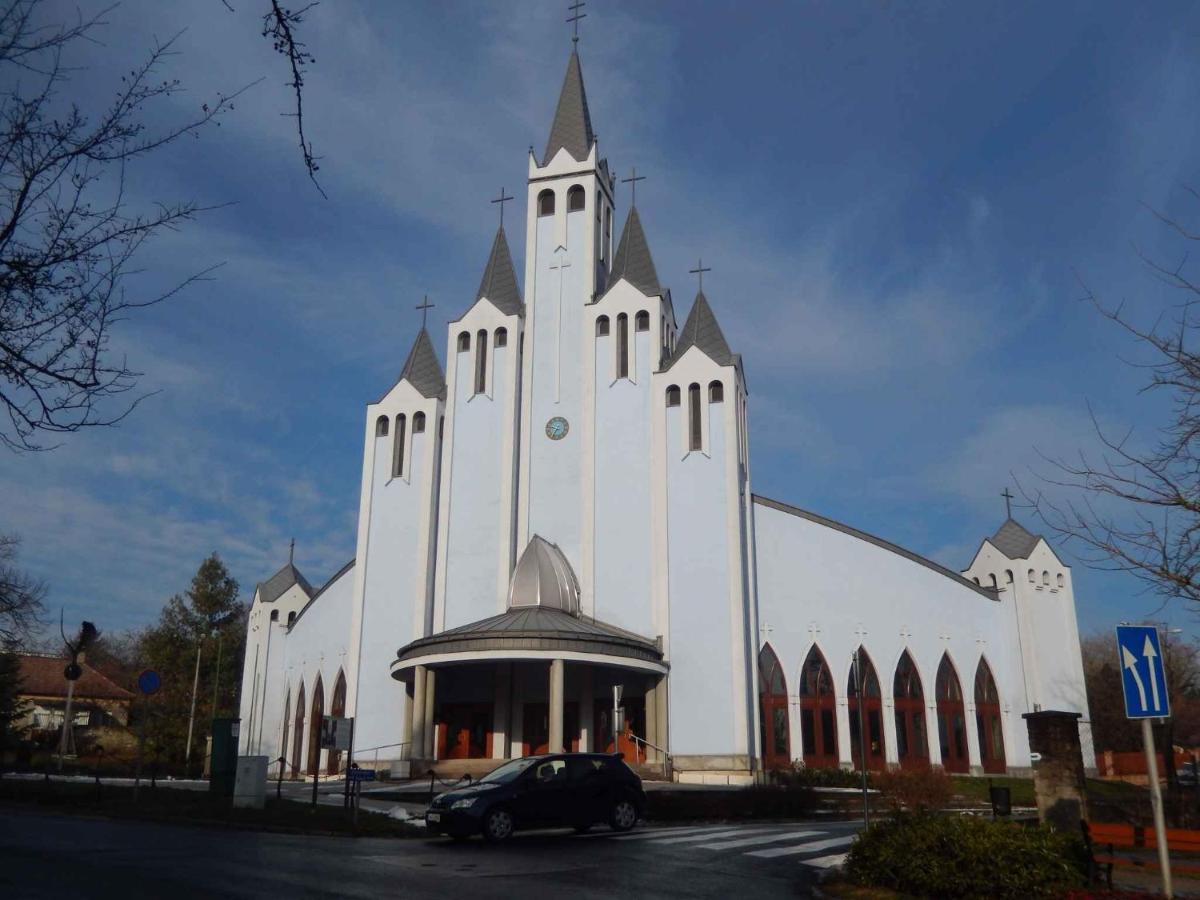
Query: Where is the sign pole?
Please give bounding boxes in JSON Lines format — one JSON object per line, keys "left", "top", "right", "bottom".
{"left": 1143, "top": 718, "right": 1173, "bottom": 899}
{"left": 344, "top": 718, "right": 355, "bottom": 811}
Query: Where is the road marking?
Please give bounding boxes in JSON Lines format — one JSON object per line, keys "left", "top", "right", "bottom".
{"left": 587, "top": 825, "right": 733, "bottom": 840}
{"left": 801, "top": 853, "right": 848, "bottom": 869}
{"left": 627, "top": 827, "right": 777, "bottom": 845}
{"left": 694, "top": 830, "right": 822, "bottom": 850}
{"left": 746, "top": 835, "right": 854, "bottom": 859}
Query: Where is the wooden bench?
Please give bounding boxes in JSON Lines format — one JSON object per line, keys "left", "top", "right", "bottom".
{"left": 1083, "top": 821, "right": 1200, "bottom": 888}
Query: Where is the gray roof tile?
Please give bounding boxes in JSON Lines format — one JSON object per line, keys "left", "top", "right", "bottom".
{"left": 398, "top": 328, "right": 446, "bottom": 400}
{"left": 602, "top": 207, "right": 660, "bottom": 299}
{"left": 256, "top": 562, "right": 313, "bottom": 605}
{"left": 664, "top": 291, "right": 734, "bottom": 369}
{"left": 475, "top": 227, "right": 524, "bottom": 317}
{"left": 989, "top": 518, "right": 1043, "bottom": 560}
{"left": 543, "top": 51, "right": 594, "bottom": 165}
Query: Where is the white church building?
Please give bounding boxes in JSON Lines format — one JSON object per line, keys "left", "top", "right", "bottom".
{"left": 237, "top": 48, "right": 1092, "bottom": 784}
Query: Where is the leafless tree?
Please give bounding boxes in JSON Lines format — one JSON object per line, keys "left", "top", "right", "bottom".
{"left": 0, "top": 0, "right": 241, "bottom": 450}
{"left": 261, "top": 2, "right": 324, "bottom": 197}
{"left": 1021, "top": 187, "right": 1200, "bottom": 609}
{"left": 0, "top": 533, "right": 44, "bottom": 647}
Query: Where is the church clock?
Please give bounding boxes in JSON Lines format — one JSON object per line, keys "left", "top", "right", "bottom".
{"left": 545, "top": 416, "right": 569, "bottom": 440}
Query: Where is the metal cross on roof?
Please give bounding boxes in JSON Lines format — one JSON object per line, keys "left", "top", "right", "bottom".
{"left": 416, "top": 295, "right": 435, "bottom": 329}
{"left": 621, "top": 167, "right": 646, "bottom": 206}
{"left": 1001, "top": 487, "right": 1014, "bottom": 519}
{"left": 288, "top": 538, "right": 295, "bottom": 564}
{"left": 567, "top": 1, "right": 586, "bottom": 44}
{"left": 688, "top": 258, "right": 712, "bottom": 291}
{"left": 491, "top": 187, "right": 513, "bottom": 226}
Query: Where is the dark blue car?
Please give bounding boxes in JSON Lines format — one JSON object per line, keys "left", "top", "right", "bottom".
{"left": 425, "top": 753, "right": 645, "bottom": 842}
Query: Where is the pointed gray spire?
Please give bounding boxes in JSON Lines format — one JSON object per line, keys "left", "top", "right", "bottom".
{"left": 543, "top": 50, "right": 594, "bottom": 165}
{"left": 476, "top": 226, "right": 523, "bottom": 317}
{"left": 989, "top": 518, "right": 1042, "bottom": 560}
{"left": 603, "top": 207, "right": 660, "bottom": 298}
{"left": 665, "top": 292, "right": 735, "bottom": 369}
{"left": 399, "top": 328, "right": 446, "bottom": 400}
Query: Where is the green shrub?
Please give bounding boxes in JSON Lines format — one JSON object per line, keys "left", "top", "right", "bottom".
{"left": 875, "top": 766, "right": 952, "bottom": 812}
{"left": 845, "top": 813, "right": 1088, "bottom": 899}
{"left": 772, "top": 765, "right": 870, "bottom": 789}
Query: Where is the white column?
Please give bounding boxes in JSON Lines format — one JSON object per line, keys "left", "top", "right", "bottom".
{"left": 644, "top": 677, "right": 658, "bottom": 763}
{"left": 411, "top": 666, "right": 426, "bottom": 760}
{"left": 492, "top": 663, "right": 511, "bottom": 759}
{"left": 965, "top": 701, "right": 983, "bottom": 775}
{"left": 549, "top": 659, "right": 565, "bottom": 753}
{"left": 423, "top": 669, "right": 437, "bottom": 759}
{"left": 579, "top": 667, "right": 594, "bottom": 752}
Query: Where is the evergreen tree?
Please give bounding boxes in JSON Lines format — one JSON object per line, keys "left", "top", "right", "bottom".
{"left": 0, "top": 650, "right": 27, "bottom": 752}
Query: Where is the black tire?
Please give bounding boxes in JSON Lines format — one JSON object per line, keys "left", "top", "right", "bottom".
{"left": 609, "top": 797, "right": 638, "bottom": 832}
{"left": 482, "top": 807, "right": 515, "bottom": 843}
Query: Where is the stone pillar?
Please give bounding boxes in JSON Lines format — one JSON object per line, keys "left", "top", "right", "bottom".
{"left": 644, "top": 677, "right": 658, "bottom": 763}
{"left": 656, "top": 674, "right": 669, "bottom": 760}
{"left": 549, "top": 659, "right": 565, "bottom": 753}
{"left": 1023, "top": 710, "right": 1088, "bottom": 830}
{"left": 401, "top": 678, "right": 414, "bottom": 758}
{"left": 579, "top": 667, "right": 594, "bottom": 752}
{"left": 423, "top": 669, "right": 437, "bottom": 759}
{"left": 492, "top": 663, "right": 511, "bottom": 759}
{"left": 411, "top": 666, "right": 427, "bottom": 760}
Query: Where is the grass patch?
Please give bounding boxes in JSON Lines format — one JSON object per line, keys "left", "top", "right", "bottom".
{"left": 0, "top": 776, "right": 421, "bottom": 838}
{"left": 949, "top": 776, "right": 1036, "bottom": 807}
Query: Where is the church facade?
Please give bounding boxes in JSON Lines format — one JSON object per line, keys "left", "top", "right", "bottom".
{"left": 237, "top": 50, "right": 1092, "bottom": 784}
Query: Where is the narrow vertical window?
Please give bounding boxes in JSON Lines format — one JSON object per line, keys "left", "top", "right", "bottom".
{"left": 688, "top": 383, "right": 702, "bottom": 451}
{"left": 413, "top": 411, "right": 426, "bottom": 433}
{"left": 537, "top": 189, "right": 555, "bottom": 216}
{"left": 596, "top": 316, "right": 610, "bottom": 337}
{"left": 457, "top": 332, "right": 470, "bottom": 352}
{"left": 708, "top": 381, "right": 724, "bottom": 403}
{"left": 375, "top": 415, "right": 389, "bottom": 437}
{"left": 635, "top": 310, "right": 649, "bottom": 332}
{"left": 617, "top": 314, "right": 629, "bottom": 379}
{"left": 666, "top": 385, "right": 680, "bottom": 407}
{"left": 475, "top": 329, "right": 488, "bottom": 395}
{"left": 567, "top": 185, "right": 585, "bottom": 211}
{"left": 392, "top": 414, "right": 406, "bottom": 477}
{"left": 494, "top": 327, "right": 507, "bottom": 348}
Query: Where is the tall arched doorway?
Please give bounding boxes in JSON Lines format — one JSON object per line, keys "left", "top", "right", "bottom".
{"left": 936, "top": 655, "right": 969, "bottom": 773}
{"left": 848, "top": 648, "right": 886, "bottom": 771}
{"left": 974, "top": 659, "right": 1006, "bottom": 774}
{"left": 307, "top": 675, "right": 324, "bottom": 777}
{"left": 759, "top": 644, "right": 790, "bottom": 770}
{"left": 327, "top": 671, "right": 347, "bottom": 775}
{"left": 799, "top": 645, "right": 838, "bottom": 768}
{"left": 893, "top": 651, "right": 929, "bottom": 769}
{"left": 291, "top": 681, "right": 305, "bottom": 779}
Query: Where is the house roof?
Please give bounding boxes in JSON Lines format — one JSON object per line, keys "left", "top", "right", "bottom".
{"left": 601, "top": 207, "right": 661, "bottom": 300}
{"left": 474, "top": 226, "right": 524, "bottom": 318}
{"left": 543, "top": 50, "right": 594, "bottom": 165}
{"left": 256, "top": 562, "right": 313, "bottom": 606}
{"left": 398, "top": 328, "right": 447, "bottom": 400}
{"left": 664, "top": 291, "right": 735, "bottom": 370}
{"left": 16, "top": 654, "right": 134, "bottom": 701}
{"left": 988, "top": 518, "right": 1043, "bottom": 560}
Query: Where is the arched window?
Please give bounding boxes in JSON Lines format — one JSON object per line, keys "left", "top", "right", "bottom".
{"left": 988, "top": 573, "right": 998, "bottom": 590}
{"left": 848, "top": 648, "right": 885, "bottom": 772}
{"left": 617, "top": 313, "right": 629, "bottom": 379}
{"left": 975, "top": 659, "right": 1005, "bottom": 774}
{"left": 537, "top": 189, "right": 555, "bottom": 217}
{"left": 893, "top": 651, "right": 928, "bottom": 769}
{"left": 457, "top": 331, "right": 470, "bottom": 352}
{"left": 291, "top": 681, "right": 305, "bottom": 778}
{"left": 280, "top": 690, "right": 291, "bottom": 776}
{"left": 666, "top": 385, "right": 680, "bottom": 407}
{"left": 494, "top": 327, "right": 507, "bottom": 348}
{"left": 1042, "top": 570, "right": 1049, "bottom": 585}
{"left": 270, "top": 609, "right": 279, "bottom": 622}
{"left": 799, "top": 645, "right": 838, "bottom": 767}
{"left": 972, "top": 577, "right": 980, "bottom": 585}
{"left": 375, "top": 415, "right": 389, "bottom": 437}
{"left": 1005, "top": 570, "right": 1014, "bottom": 584}
{"left": 758, "top": 644, "right": 790, "bottom": 769}
{"left": 307, "top": 675, "right": 324, "bottom": 777}
{"left": 567, "top": 184, "right": 585, "bottom": 212}
{"left": 392, "top": 414, "right": 406, "bottom": 477}
{"left": 936, "top": 655, "right": 968, "bottom": 773}
{"left": 1027, "top": 568, "right": 1035, "bottom": 583}
{"left": 327, "top": 671, "right": 347, "bottom": 775}
{"left": 475, "top": 329, "right": 488, "bottom": 395}
{"left": 413, "top": 411, "right": 426, "bottom": 433}
{"left": 635, "top": 310, "right": 650, "bottom": 332}
{"left": 688, "top": 383, "right": 702, "bottom": 451}
{"left": 596, "top": 315, "right": 610, "bottom": 337}
{"left": 1056, "top": 573, "right": 1064, "bottom": 588}
{"left": 287, "top": 611, "right": 296, "bottom": 627}
{"left": 709, "top": 381, "right": 724, "bottom": 403}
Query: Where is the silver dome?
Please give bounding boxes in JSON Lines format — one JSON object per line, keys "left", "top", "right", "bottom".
{"left": 508, "top": 535, "right": 581, "bottom": 615}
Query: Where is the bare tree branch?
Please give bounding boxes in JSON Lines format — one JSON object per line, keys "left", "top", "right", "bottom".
{"left": 261, "top": 1, "right": 325, "bottom": 198}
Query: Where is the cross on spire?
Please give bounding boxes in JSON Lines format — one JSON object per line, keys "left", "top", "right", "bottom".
{"left": 567, "top": 1, "right": 586, "bottom": 44}
{"left": 416, "top": 295, "right": 434, "bottom": 329}
{"left": 621, "top": 167, "right": 646, "bottom": 206}
{"left": 1001, "top": 487, "right": 1015, "bottom": 519}
{"left": 689, "top": 258, "right": 712, "bottom": 292}
{"left": 288, "top": 538, "right": 295, "bottom": 565}
{"left": 491, "top": 187, "right": 513, "bottom": 227}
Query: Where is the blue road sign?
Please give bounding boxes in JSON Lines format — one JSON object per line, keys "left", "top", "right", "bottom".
{"left": 1116, "top": 625, "right": 1170, "bottom": 719}
{"left": 347, "top": 768, "right": 376, "bottom": 782}
{"left": 137, "top": 669, "right": 161, "bottom": 696}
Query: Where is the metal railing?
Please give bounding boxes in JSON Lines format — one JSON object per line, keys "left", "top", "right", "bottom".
{"left": 628, "top": 733, "right": 673, "bottom": 779}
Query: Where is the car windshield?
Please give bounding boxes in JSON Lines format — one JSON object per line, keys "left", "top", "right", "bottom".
{"left": 479, "top": 757, "right": 540, "bottom": 784}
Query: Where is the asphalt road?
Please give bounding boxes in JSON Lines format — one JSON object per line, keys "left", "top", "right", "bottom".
{"left": 0, "top": 808, "right": 863, "bottom": 899}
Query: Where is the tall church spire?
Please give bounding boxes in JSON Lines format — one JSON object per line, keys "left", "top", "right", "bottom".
{"left": 542, "top": 50, "right": 594, "bottom": 165}
{"left": 475, "top": 226, "right": 524, "bottom": 317}
{"left": 398, "top": 328, "right": 446, "bottom": 400}
{"left": 604, "top": 207, "right": 660, "bottom": 298}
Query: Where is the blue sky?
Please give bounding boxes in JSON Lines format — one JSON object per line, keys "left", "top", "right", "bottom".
{"left": 7, "top": 0, "right": 1200, "bottom": 642}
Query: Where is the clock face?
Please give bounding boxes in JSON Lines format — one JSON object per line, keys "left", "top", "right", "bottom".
{"left": 545, "top": 416, "right": 569, "bottom": 440}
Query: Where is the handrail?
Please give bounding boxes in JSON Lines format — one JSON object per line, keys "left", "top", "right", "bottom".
{"left": 628, "top": 732, "right": 669, "bottom": 759}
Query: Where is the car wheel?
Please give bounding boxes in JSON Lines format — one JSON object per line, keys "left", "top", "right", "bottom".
{"left": 482, "top": 808, "right": 514, "bottom": 843}
{"left": 609, "top": 798, "right": 638, "bottom": 832}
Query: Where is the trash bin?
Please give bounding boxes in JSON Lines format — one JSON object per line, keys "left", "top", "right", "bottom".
{"left": 989, "top": 785, "right": 1012, "bottom": 817}
{"left": 209, "top": 718, "right": 240, "bottom": 797}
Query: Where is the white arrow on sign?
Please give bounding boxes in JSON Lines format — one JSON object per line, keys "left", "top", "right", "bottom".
{"left": 1144, "top": 635, "right": 1161, "bottom": 712}
{"left": 1123, "top": 645, "right": 1148, "bottom": 712}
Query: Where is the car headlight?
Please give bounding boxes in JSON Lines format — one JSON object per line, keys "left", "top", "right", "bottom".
{"left": 451, "top": 798, "right": 478, "bottom": 810}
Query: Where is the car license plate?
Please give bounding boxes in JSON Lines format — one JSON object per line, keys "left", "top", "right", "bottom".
{"left": 427, "top": 812, "right": 441, "bottom": 823}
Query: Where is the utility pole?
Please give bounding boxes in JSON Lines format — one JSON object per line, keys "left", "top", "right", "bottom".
{"left": 210, "top": 633, "right": 223, "bottom": 718}
{"left": 184, "top": 640, "right": 202, "bottom": 772}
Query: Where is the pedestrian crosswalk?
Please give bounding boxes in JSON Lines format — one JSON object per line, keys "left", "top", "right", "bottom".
{"left": 587, "top": 822, "right": 858, "bottom": 871}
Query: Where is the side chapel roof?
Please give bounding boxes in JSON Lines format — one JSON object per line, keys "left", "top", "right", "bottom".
{"left": 602, "top": 207, "right": 661, "bottom": 299}
{"left": 543, "top": 50, "right": 594, "bottom": 165}
{"left": 664, "top": 291, "right": 736, "bottom": 369}
{"left": 398, "top": 328, "right": 447, "bottom": 400}
{"left": 256, "top": 562, "right": 313, "bottom": 605}
{"left": 988, "top": 518, "right": 1043, "bottom": 560}
{"left": 475, "top": 226, "right": 524, "bottom": 317}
